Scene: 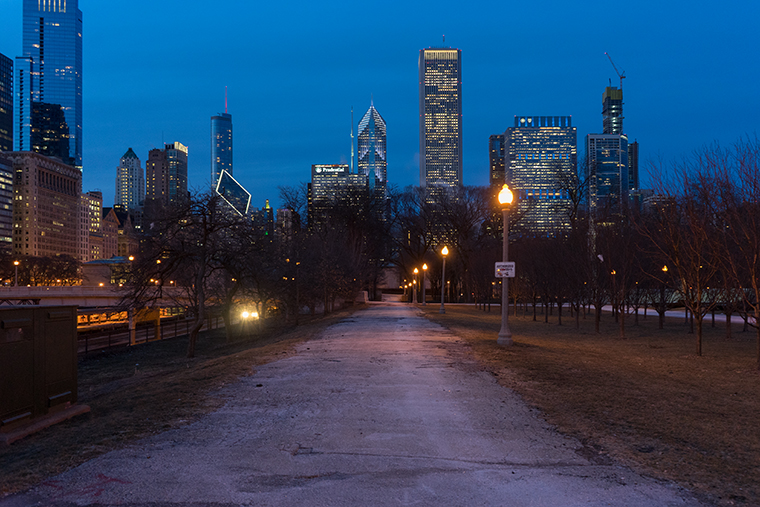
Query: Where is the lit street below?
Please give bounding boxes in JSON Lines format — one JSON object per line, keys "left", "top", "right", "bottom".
{"left": 2, "top": 305, "right": 701, "bottom": 506}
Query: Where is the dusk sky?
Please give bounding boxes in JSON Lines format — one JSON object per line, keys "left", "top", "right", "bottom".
{"left": 1, "top": 0, "right": 758, "bottom": 209}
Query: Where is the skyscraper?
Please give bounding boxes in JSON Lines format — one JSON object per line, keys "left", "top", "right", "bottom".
{"left": 145, "top": 142, "right": 188, "bottom": 209}
{"left": 419, "top": 47, "right": 462, "bottom": 195}
{"left": 307, "top": 164, "right": 368, "bottom": 231}
{"left": 115, "top": 148, "right": 144, "bottom": 211}
{"left": 211, "top": 111, "right": 232, "bottom": 187}
{"left": 357, "top": 102, "right": 387, "bottom": 192}
{"left": 586, "top": 134, "right": 629, "bottom": 214}
{"left": 0, "top": 53, "right": 12, "bottom": 152}
{"left": 586, "top": 83, "right": 640, "bottom": 215}
{"left": 602, "top": 86, "right": 623, "bottom": 135}
{"left": 16, "top": 0, "right": 83, "bottom": 169}
{"left": 505, "top": 116, "right": 577, "bottom": 234}
{"left": 489, "top": 134, "right": 505, "bottom": 188}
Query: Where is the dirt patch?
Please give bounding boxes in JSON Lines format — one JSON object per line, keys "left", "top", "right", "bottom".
{"left": 0, "top": 308, "right": 358, "bottom": 497}
{"left": 421, "top": 305, "right": 760, "bottom": 507}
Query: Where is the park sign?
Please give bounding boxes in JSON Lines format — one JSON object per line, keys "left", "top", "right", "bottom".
{"left": 495, "top": 262, "right": 515, "bottom": 278}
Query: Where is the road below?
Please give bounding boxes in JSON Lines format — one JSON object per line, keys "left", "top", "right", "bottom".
{"left": 2, "top": 305, "right": 701, "bottom": 506}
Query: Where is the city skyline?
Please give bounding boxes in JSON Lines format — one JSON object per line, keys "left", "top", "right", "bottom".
{"left": 0, "top": 0, "right": 758, "bottom": 209}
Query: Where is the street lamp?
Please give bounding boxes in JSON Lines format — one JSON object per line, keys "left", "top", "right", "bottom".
{"left": 497, "top": 184, "right": 513, "bottom": 346}
{"left": 439, "top": 246, "right": 449, "bottom": 314}
{"left": 13, "top": 260, "right": 19, "bottom": 287}
{"left": 422, "top": 263, "right": 428, "bottom": 306}
{"left": 413, "top": 267, "right": 419, "bottom": 304}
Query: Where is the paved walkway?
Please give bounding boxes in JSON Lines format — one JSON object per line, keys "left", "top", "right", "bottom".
{"left": 3, "top": 305, "right": 701, "bottom": 506}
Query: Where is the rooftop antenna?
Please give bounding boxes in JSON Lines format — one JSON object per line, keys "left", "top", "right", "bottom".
{"left": 443, "top": 34, "right": 445, "bottom": 44}
{"left": 350, "top": 107, "right": 355, "bottom": 173}
{"left": 225, "top": 86, "right": 228, "bottom": 114}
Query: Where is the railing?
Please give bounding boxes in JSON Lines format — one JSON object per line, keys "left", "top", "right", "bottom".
{"left": 77, "top": 314, "right": 229, "bottom": 355}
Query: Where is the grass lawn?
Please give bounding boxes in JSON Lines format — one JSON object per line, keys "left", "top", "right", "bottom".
{"left": 0, "top": 308, "right": 357, "bottom": 497}
{"left": 421, "top": 304, "right": 760, "bottom": 507}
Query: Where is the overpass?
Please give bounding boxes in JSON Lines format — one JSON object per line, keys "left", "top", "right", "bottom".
{"left": 0, "top": 286, "right": 186, "bottom": 307}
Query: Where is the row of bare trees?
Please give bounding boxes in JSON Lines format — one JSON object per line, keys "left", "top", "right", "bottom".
{"left": 124, "top": 184, "right": 393, "bottom": 357}
{"left": 121, "top": 138, "right": 760, "bottom": 364}
{"left": 0, "top": 254, "right": 80, "bottom": 286}
{"left": 504, "top": 139, "right": 760, "bottom": 367}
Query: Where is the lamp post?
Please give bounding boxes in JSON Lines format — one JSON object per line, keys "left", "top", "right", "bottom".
{"left": 497, "top": 184, "right": 513, "bottom": 345}
{"left": 13, "top": 261, "right": 19, "bottom": 287}
{"left": 413, "top": 267, "right": 419, "bottom": 304}
{"left": 439, "top": 246, "right": 449, "bottom": 314}
{"left": 422, "top": 264, "right": 428, "bottom": 306}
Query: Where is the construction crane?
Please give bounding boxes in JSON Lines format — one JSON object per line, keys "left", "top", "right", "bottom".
{"left": 605, "top": 52, "right": 626, "bottom": 90}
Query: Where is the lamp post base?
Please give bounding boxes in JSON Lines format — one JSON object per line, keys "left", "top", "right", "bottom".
{"left": 497, "top": 330, "right": 512, "bottom": 346}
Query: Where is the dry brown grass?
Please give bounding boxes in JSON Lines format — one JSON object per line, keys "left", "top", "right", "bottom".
{"left": 0, "top": 308, "right": 357, "bottom": 497}
{"left": 421, "top": 304, "right": 760, "bottom": 506}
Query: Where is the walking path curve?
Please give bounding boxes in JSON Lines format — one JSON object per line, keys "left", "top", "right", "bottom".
{"left": 2, "top": 305, "right": 701, "bottom": 506}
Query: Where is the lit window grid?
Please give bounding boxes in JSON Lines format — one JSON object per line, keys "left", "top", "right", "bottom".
{"left": 505, "top": 124, "right": 577, "bottom": 234}
{"left": 419, "top": 48, "right": 462, "bottom": 189}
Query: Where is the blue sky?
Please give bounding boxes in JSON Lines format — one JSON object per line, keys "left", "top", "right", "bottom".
{"left": 1, "top": 0, "right": 758, "bottom": 209}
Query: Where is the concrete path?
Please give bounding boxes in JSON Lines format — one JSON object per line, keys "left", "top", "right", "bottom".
{"left": 3, "top": 305, "right": 701, "bottom": 506}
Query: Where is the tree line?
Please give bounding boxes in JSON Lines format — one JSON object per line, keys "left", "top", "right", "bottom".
{"left": 112, "top": 138, "right": 760, "bottom": 365}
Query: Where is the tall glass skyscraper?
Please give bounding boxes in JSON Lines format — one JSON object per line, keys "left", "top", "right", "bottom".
{"left": 211, "top": 112, "right": 232, "bottom": 186}
{"left": 505, "top": 116, "right": 577, "bottom": 235}
{"left": 586, "top": 134, "right": 629, "bottom": 215}
{"left": 115, "top": 148, "right": 144, "bottom": 211}
{"left": 357, "top": 102, "right": 386, "bottom": 191}
{"left": 0, "top": 53, "right": 12, "bottom": 152}
{"left": 15, "top": 0, "right": 83, "bottom": 169}
{"left": 419, "top": 47, "right": 462, "bottom": 195}
{"left": 602, "top": 86, "right": 623, "bottom": 135}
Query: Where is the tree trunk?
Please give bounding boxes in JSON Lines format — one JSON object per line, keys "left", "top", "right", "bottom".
{"left": 595, "top": 304, "right": 601, "bottom": 333}
{"left": 619, "top": 303, "right": 626, "bottom": 339}
{"left": 221, "top": 306, "right": 232, "bottom": 343}
{"left": 187, "top": 267, "right": 207, "bottom": 359}
{"left": 695, "top": 313, "right": 703, "bottom": 356}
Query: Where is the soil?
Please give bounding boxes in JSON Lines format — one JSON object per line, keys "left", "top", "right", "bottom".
{"left": 0, "top": 308, "right": 357, "bottom": 497}
{"left": 421, "top": 304, "right": 760, "bottom": 507}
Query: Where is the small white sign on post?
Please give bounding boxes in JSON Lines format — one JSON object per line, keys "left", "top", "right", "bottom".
{"left": 495, "top": 261, "right": 515, "bottom": 278}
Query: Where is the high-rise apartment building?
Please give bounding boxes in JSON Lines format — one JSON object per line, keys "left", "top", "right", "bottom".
{"left": 489, "top": 134, "right": 505, "bottom": 188}
{"left": 0, "top": 153, "right": 13, "bottom": 252}
{"left": 602, "top": 87, "right": 623, "bottom": 135}
{"left": 419, "top": 47, "right": 462, "bottom": 195}
{"left": 115, "top": 148, "right": 144, "bottom": 212}
{"left": 16, "top": 0, "right": 83, "bottom": 169}
{"left": 357, "top": 102, "right": 387, "bottom": 192}
{"left": 211, "top": 112, "right": 232, "bottom": 186}
{"left": 0, "top": 53, "right": 12, "bottom": 152}
{"left": 145, "top": 142, "right": 188, "bottom": 209}
{"left": 505, "top": 116, "right": 577, "bottom": 235}
{"left": 10, "top": 152, "right": 82, "bottom": 257}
